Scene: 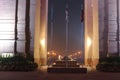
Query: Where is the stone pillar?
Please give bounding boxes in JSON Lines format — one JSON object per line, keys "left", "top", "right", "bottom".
{"left": 17, "top": 0, "right": 26, "bottom": 53}
{"left": 34, "top": 0, "right": 48, "bottom": 67}
{"left": 39, "top": 0, "right": 48, "bottom": 66}
{"left": 34, "top": 0, "right": 41, "bottom": 66}
{"left": 107, "top": 0, "right": 118, "bottom": 55}
{"left": 0, "top": 0, "right": 16, "bottom": 53}
{"left": 98, "top": 0, "right": 107, "bottom": 57}
{"left": 84, "top": 0, "right": 99, "bottom": 68}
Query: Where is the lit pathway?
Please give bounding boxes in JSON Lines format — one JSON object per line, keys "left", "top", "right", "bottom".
{"left": 0, "top": 71, "right": 120, "bottom": 80}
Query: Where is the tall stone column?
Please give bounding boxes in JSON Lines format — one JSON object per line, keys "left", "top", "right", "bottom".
{"left": 39, "top": 0, "right": 48, "bottom": 66}
{"left": 84, "top": 0, "right": 99, "bottom": 68}
{"left": 107, "top": 0, "right": 118, "bottom": 55}
{"left": 34, "top": 0, "right": 48, "bottom": 67}
{"left": 17, "top": 0, "right": 26, "bottom": 53}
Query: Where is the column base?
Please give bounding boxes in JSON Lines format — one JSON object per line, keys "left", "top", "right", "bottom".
{"left": 85, "top": 58, "right": 99, "bottom": 68}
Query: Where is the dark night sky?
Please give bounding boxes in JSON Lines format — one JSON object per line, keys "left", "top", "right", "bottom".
{"left": 47, "top": 0, "right": 84, "bottom": 55}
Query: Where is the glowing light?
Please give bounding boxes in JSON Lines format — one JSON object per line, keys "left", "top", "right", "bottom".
{"left": 87, "top": 37, "right": 92, "bottom": 47}
{"left": 52, "top": 52, "right": 56, "bottom": 56}
{"left": 40, "top": 38, "right": 45, "bottom": 47}
{"left": 53, "top": 63, "right": 56, "bottom": 65}
{"left": 0, "top": 41, "right": 14, "bottom": 52}
{"left": 69, "top": 55, "right": 72, "bottom": 57}
{"left": 0, "top": 24, "right": 14, "bottom": 39}
{"left": 1, "top": 53, "right": 14, "bottom": 58}
{"left": 58, "top": 55, "right": 61, "bottom": 60}
{"left": 47, "top": 52, "right": 50, "bottom": 55}
{"left": 78, "top": 51, "right": 81, "bottom": 54}
{"left": 0, "top": 23, "right": 14, "bottom": 31}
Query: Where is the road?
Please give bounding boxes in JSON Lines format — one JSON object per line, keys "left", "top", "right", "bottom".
{"left": 0, "top": 71, "right": 120, "bottom": 80}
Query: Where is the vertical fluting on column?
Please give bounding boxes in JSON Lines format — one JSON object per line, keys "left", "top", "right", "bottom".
{"left": 84, "top": 0, "right": 93, "bottom": 67}
{"left": 34, "top": 0, "right": 41, "bottom": 66}
{"left": 107, "top": 0, "right": 118, "bottom": 56}
{"left": 117, "top": 0, "right": 120, "bottom": 56}
{"left": 84, "top": 0, "right": 99, "bottom": 68}
{"left": 92, "top": 0, "right": 99, "bottom": 67}
{"left": 34, "top": 0, "right": 48, "bottom": 67}
{"left": 103, "top": 0, "right": 109, "bottom": 56}
{"left": 14, "top": 0, "right": 18, "bottom": 54}
{"left": 39, "top": 0, "right": 48, "bottom": 66}
{"left": 25, "top": 0, "right": 30, "bottom": 57}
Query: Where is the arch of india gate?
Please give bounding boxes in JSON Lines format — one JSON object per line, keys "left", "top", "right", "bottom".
{"left": 34, "top": 0, "right": 99, "bottom": 68}
{"left": 0, "top": 0, "right": 120, "bottom": 69}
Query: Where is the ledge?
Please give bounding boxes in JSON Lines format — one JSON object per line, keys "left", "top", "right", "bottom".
{"left": 47, "top": 67, "right": 87, "bottom": 73}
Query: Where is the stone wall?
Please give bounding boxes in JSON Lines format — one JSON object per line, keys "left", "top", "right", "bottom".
{"left": 0, "top": 0, "right": 16, "bottom": 53}
{"left": 0, "top": 0, "right": 36, "bottom": 54}
{"left": 99, "top": 0, "right": 120, "bottom": 57}
{"left": 0, "top": 0, "right": 120, "bottom": 58}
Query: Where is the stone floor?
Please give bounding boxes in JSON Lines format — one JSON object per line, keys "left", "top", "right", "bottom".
{"left": 0, "top": 71, "right": 120, "bottom": 80}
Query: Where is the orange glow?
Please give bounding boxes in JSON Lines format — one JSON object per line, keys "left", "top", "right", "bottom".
{"left": 58, "top": 55, "right": 61, "bottom": 60}
{"left": 52, "top": 52, "right": 56, "bottom": 56}
{"left": 40, "top": 38, "right": 45, "bottom": 47}
{"left": 47, "top": 52, "right": 50, "bottom": 55}
{"left": 87, "top": 37, "right": 92, "bottom": 47}
{"left": 78, "top": 51, "right": 81, "bottom": 54}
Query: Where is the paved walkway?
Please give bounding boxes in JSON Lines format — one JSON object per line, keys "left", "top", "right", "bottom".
{"left": 0, "top": 71, "right": 120, "bottom": 80}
